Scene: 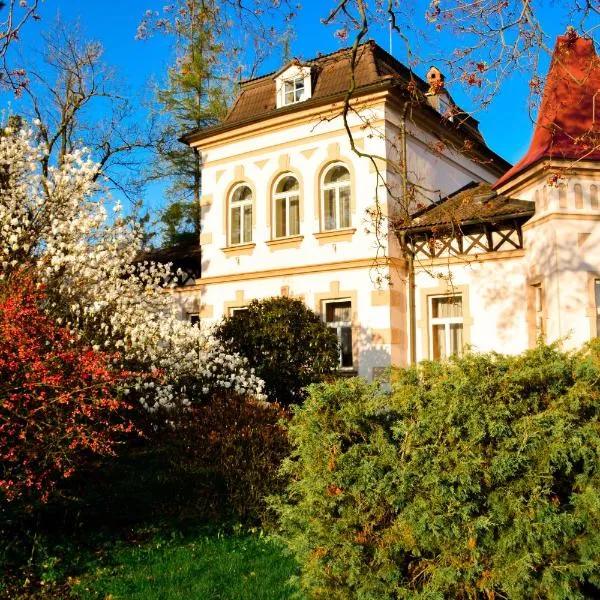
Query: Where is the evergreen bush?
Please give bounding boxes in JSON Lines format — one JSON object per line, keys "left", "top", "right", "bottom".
{"left": 274, "top": 343, "right": 600, "bottom": 599}
{"left": 215, "top": 297, "right": 339, "bottom": 405}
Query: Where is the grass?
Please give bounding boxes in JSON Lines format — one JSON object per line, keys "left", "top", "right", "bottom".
{"left": 1, "top": 440, "right": 301, "bottom": 600}
{"left": 72, "top": 526, "right": 300, "bottom": 600}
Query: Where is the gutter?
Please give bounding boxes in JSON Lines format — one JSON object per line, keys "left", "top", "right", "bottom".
{"left": 398, "top": 101, "right": 417, "bottom": 365}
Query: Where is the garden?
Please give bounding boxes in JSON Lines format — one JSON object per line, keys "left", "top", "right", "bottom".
{"left": 0, "top": 127, "right": 599, "bottom": 599}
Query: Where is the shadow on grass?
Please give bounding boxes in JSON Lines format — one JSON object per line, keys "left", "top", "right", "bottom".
{"left": 0, "top": 438, "right": 298, "bottom": 600}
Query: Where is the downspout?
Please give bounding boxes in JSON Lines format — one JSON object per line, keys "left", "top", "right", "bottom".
{"left": 400, "top": 230, "right": 417, "bottom": 365}
{"left": 398, "top": 101, "right": 416, "bottom": 364}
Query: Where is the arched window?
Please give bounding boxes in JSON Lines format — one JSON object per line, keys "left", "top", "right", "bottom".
{"left": 322, "top": 164, "right": 351, "bottom": 231}
{"left": 273, "top": 174, "right": 300, "bottom": 238}
{"left": 229, "top": 184, "right": 252, "bottom": 245}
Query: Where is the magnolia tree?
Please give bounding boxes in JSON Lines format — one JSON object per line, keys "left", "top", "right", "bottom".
{"left": 0, "top": 124, "right": 264, "bottom": 412}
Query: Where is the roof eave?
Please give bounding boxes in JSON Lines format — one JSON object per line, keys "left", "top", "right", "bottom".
{"left": 397, "top": 208, "right": 535, "bottom": 235}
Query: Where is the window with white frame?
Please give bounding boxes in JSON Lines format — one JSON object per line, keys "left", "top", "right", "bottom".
{"left": 322, "top": 164, "right": 351, "bottom": 231}
{"left": 276, "top": 66, "right": 312, "bottom": 108}
{"left": 229, "top": 184, "right": 252, "bottom": 245}
{"left": 284, "top": 76, "right": 305, "bottom": 105}
{"left": 229, "top": 306, "right": 249, "bottom": 318}
{"left": 429, "top": 295, "right": 464, "bottom": 360}
{"left": 273, "top": 174, "right": 300, "bottom": 238}
{"left": 324, "top": 300, "right": 353, "bottom": 368}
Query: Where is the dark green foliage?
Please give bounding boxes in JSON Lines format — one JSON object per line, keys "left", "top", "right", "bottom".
{"left": 274, "top": 342, "right": 600, "bottom": 599}
{"left": 215, "top": 297, "right": 340, "bottom": 405}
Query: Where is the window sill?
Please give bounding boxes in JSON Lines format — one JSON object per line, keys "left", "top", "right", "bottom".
{"left": 266, "top": 235, "right": 304, "bottom": 250}
{"left": 314, "top": 228, "right": 356, "bottom": 244}
{"left": 221, "top": 243, "right": 256, "bottom": 257}
{"left": 339, "top": 367, "right": 358, "bottom": 377}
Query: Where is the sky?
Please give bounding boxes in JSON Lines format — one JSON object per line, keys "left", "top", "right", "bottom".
{"left": 2, "top": 1, "right": 597, "bottom": 214}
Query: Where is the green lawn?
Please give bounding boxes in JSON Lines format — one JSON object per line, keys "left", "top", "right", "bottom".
{"left": 72, "top": 527, "right": 300, "bottom": 600}
{"left": 1, "top": 442, "right": 301, "bottom": 600}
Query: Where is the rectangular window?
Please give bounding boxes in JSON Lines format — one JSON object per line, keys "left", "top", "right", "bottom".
{"left": 284, "top": 77, "right": 304, "bottom": 105}
{"left": 429, "top": 295, "right": 463, "bottom": 360}
{"left": 595, "top": 279, "right": 600, "bottom": 336}
{"left": 188, "top": 313, "right": 200, "bottom": 326}
{"left": 275, "top": 195, "right": 299, "bottom": 237}
{"left": 229, "top": 306, "right": 249, "bottom": 318}
{"left": 231, "top": 204, "right": 252, "bottom": 245}
{"left": 324, "top": 300, "right": 353, "bottom": 369}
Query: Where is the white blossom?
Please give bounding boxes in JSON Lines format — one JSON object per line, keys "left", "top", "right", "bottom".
{"left": 0, "top": 127, "right": 264, "bottom": 411}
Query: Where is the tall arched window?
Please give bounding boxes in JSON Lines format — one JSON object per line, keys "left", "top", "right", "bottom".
{"left": 229, "top": 184, "right": 252, "bottom": 245}
{"left": 273, "top": 174, "right": 300, "bottom": 238}
{"left": 322, "top": 164, "right": 351, "bottom": 231}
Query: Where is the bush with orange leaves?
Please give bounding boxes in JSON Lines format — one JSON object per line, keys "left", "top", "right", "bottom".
{"left": 0, "top": 273, "right": 138, "bottom": 508}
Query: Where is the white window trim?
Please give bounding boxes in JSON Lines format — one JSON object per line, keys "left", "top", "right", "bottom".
{"left": 428, "top": 294, "right": 464, "bottom": 360}
{"left": 273, "top": 173, "right": 300, "bottom": 238}
{"left": 321, "top": 162, "right": 351, "bottom": 231}
{"left": 229, "top": 183, "right": 253, "bottom": 246}
{"left": 323, "top": 298, "right": 354, "bottom": 370}
{"left": 275, "top": 65, "right": 312, "bottom": 108}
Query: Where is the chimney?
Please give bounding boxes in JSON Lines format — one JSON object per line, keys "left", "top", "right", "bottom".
{"left": 426, "top": 66, "right": 445, "bottom": 95}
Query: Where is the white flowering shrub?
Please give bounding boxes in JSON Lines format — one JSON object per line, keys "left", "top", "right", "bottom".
{"left": 0, "top": 125, "right": 264, "bottom": 410}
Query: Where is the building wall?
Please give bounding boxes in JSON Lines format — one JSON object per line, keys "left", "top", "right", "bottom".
{"left": 175, "top": 262, "right": 407, "bottom": 378}
{"left": 412, "top": 252, "right": 529, "bottom": 362}
{"left": 501, "top": 169, "right": 600, "bottom": 349}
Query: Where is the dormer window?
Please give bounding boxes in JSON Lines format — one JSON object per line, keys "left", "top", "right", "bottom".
{"left": 284, "top": 76, "right": 305, "bottom": 105}
{"left": 276, "top": 65, "right": 312, "bottom": 108}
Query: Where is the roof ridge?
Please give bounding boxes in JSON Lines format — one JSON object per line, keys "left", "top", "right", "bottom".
{"left": 238, "top": 40, "right": 376, "bottom": 86}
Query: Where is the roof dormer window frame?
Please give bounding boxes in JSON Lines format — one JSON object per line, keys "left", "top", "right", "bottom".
{"left": 276, "top": 65, "right": 312, "bottom": 108}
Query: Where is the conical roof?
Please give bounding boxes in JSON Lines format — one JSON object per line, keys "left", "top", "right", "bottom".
{"left": 495, "top": 33, "right": 600, "bottom": 188}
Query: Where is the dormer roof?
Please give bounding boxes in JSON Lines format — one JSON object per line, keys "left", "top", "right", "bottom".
{"left": 495, "top": 33, "right": 600, "bottom": 188}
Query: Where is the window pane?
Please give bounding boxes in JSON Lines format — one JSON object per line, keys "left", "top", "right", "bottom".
{"left": 275, "top": 197, "right": 286, "bottom": 238}
{"left": 339, "top": 186, "right": 351, "bottom": 228}
{"left": 289, "top": 195, "right": 299, "bottom": 235}
{"left": 325, "top": 165, "right": 350, "bottom": 184}
{"left": 432, "top": 296, "right": 462, "bottom": 318}
{"left": 326, "top": 301, "right": 351, "bottom": 323}
{"left": 277, "top": 176, "right": 299, "bottom": 193}
{"left": 231, "top": 206, "right": 241, "bottom": 244}
{"left": 324, "top": 188, "right": 336, "bottom": 230}
{"left": 295, "top": 79, "right": 304, "bottom": 101}
{"left": 233, "top": 185, "right": 251, "bottom": 203}
{"left": 340, "top": 326, "right": 353, "bottom": 367}
{"left": 284, "top": 89, "right": 294, "bottom": 105}
{"left": 243, "top": 206, "right": 252, "bottom": 242}
{"left": 432, "top": 324, "right": 446, "bottom": 360}
{"left": 450, "top": 323, "right": 463, "bottom": 356}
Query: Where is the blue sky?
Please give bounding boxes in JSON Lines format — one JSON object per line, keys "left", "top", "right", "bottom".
{"left": 2, "top": 1, "right": 595, "bottom": 213}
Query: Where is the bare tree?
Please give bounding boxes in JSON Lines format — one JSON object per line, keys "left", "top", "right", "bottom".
{"left": 0, "top": 0, "right": 41, "bottom": 91}
{"left": 18, "top": 17, "right": 154, "bottom": 200}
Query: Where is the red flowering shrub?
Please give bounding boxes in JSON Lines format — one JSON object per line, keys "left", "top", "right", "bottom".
{"left": 0, "top": 274, "right": 137, "bottom": 506}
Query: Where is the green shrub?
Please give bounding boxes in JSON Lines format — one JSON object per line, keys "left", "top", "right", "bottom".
{"left": 273, "top": 343, "right": 600, "bottom": 599}
{"left": 215, "top": 297, "right": 339, "bottom": 405}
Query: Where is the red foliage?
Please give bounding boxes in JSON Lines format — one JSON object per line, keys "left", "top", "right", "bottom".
{"left": 0, "top": 274, "right": 137, "bottom": 505}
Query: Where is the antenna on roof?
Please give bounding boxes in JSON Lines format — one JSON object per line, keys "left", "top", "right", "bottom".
{"left": 388, "top": 15, "right": 393, "bottom": 54}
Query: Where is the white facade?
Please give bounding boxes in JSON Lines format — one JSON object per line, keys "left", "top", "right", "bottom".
{"left": 178, "top": 42, "right": 600, "bottom": 378}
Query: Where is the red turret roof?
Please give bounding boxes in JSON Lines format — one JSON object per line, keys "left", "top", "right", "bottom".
{"left": 495, "top": 33, "right": 600, "bottom": 188}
